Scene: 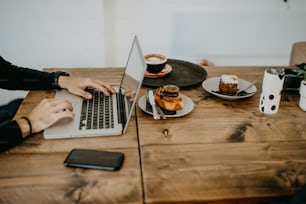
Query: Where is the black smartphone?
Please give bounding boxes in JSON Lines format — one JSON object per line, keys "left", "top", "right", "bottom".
{"left": 64, "top": 149, "right": 124, "bottom": 171}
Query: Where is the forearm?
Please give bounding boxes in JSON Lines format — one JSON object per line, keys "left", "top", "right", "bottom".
{"left": 0, "top": 67, "right": 58, "bottom": 90}
{"left": 0, "top": 56, "right": 61, "bottom": 90}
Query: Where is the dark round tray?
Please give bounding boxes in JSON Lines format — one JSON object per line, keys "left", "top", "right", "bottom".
{"left": 142, "top": 59, "right": 207, "bottom": 89}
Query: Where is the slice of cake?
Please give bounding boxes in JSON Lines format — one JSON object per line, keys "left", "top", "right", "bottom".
{"left": 219, "top": 74, "right": 238, "bottom": 95}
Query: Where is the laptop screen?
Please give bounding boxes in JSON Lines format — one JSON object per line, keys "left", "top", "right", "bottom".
{"left": 120, "top": 36, "right": 146, "bottom": 133}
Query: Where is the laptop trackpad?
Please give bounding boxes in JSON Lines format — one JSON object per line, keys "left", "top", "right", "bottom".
{"left": 53, "top": 116, "right": 73, "bottom": 126}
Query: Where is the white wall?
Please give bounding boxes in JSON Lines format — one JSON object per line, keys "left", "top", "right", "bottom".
{"left": 0, "top": 0, "right": 105, "bottom": 104}
{"left": 0, "top": 0, "right": 105, "bottom": 68}
{"left": 104, "top": 0, "right": 306, "bottom": 67}
{"left": 1, "top": 0, "right": 306, "bottom": 105}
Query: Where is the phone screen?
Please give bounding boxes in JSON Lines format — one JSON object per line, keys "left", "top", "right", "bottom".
{"left": 64, "top": 149, "right": 124, "bottom": 171}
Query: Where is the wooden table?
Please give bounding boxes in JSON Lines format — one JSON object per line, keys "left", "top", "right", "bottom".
{"left": 0, "top": 68, "right": 143, "bottom": 204}
{"left": 137, "top": 66, "right": 306, "bottom": 203}
{"left": 0, "top": 66, "right": 305, "bottom": 203}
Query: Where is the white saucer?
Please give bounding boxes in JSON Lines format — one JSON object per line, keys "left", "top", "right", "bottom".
{"left": 138, "top": 94, "right": 194, "bottom": 118}
{"left": 202, "top": 77, "right": 257, "bottom": 100}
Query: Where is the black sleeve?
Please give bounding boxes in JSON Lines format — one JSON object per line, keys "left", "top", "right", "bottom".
{"left": 0, "top": 56, "right": 60, "bottom": 90}
{"left": 0, "top": 120, "right": 23, "bottom": 153}
{"left": 0, "top": 56, "right": 70, "bottom": 153}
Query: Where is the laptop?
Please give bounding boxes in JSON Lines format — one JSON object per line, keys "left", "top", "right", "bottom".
{"left": 44, "top": 36, "right": 146, "bottom": 139}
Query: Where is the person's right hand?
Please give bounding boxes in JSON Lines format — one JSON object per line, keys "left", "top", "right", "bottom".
{"left": 26, "top": 99, "right": 74, "bottom": 134}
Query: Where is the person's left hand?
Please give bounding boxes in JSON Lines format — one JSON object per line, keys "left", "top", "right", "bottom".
{"left": 58, "top": 76, "right": 116, "bottom": 99}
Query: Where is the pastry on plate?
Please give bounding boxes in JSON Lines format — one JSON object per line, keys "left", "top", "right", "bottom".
{"left": 154, "top": 85, "right": 183, "bottom": 111}
{"left": 219, "top": 74, "right": 238, "bottom": 95}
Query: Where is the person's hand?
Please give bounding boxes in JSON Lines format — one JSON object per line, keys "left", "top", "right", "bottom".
{"left": 26, "top": 99, "right": 74, "bottom": 134}
{"left": 58, "top": 76, "right": 116, "bottom": 99}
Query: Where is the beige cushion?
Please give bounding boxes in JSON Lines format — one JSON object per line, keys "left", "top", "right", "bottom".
{"left": 290, "top": 42, "right": 306, "bottom": 65}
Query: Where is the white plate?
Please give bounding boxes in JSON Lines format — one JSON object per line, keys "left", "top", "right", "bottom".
{"left": 202, "top": 77, "right": 257, "bottom": 100}
{"left": 138, "top": 94, "right": 194, "bottom": 118}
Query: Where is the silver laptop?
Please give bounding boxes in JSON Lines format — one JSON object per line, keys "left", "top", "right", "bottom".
{"left": 44, "top": 36, "right": 146, "bottom": 139}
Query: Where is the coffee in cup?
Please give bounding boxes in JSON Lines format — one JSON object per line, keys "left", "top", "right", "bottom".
{"left": 144, "top": 54, "right": 167, "bottom": 74}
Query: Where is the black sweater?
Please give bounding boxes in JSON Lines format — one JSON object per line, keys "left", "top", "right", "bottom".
{"left": 0, "top": 56, "right": 60, "bottom": 152}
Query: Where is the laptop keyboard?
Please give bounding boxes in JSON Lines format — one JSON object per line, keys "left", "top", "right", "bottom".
{"left": 79, "top": 89, "right": 115, "bottom": 130}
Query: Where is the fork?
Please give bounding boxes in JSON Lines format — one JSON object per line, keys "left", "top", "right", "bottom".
{"left": 236, "top": 81, "right": 257, "bottom": 96}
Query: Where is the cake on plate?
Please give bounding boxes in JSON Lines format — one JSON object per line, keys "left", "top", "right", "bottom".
{"left": 219, "top": 74, "right": 238, "bottom": 95}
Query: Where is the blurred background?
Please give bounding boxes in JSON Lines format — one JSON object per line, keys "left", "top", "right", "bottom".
{"left": 1, "top": 0, "right": 306, "bottom": 104}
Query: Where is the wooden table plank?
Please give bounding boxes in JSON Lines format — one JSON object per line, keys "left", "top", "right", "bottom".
{"left": 137, "top": 66, "right": 306, "bottom": 203}
{"left": 0, "top": 148, "right": 142, "bottom": 204}
{"left": 1, "top": 68, "right": 143, "bottom": 204}
{"left": 137, "top": 67, "right": 305, "bottom": 146}
{"left": 141, "top": 142, "right": 306, "bottom": 203}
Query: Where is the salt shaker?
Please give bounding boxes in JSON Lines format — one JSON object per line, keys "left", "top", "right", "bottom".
{"left": 259, "top": 67, "right": 285, "bottom": 114}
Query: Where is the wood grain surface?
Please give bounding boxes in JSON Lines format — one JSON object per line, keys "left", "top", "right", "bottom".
{"left": 2, "top": 66, "right": 305, "bottom": 204}
{"left": 0, "top": 68, "right": 143, "bottom": 204}
{"left": 137, "top": 66, "right": 306, "bottom": 203}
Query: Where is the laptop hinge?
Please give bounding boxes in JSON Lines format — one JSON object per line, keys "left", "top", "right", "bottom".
{"left": 116, "top": 89, "right": 127, "bottom": 127}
